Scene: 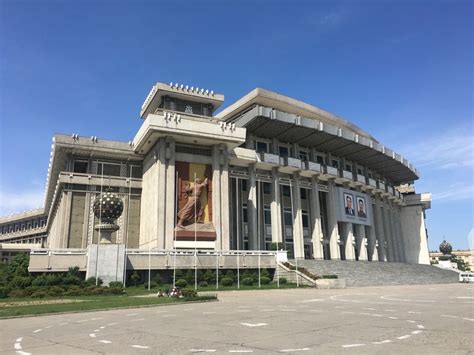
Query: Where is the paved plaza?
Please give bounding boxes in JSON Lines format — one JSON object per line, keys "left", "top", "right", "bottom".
{"left": 1, "top": 284, "right": 473, "bottom": 354}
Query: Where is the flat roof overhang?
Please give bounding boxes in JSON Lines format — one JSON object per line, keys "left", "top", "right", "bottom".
{"left": 133, "top": 112, "right": 246, "bottom": 155}
{"left": 232, "top": 106, "right": 418, "bottom": 185}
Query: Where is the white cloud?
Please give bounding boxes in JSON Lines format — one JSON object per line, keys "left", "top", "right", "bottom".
{"left": 0, "top": 189, "right": 44, "bottom": 216}
{"left": 431, "top": 183, "right": 474, "bottom": 202}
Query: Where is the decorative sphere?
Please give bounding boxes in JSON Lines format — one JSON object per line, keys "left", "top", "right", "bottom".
{"left": 439, "top": 240, "right": 452, "bottom": 255}
{"left": 93, "top": 189, "right": 123, "bottom": 221}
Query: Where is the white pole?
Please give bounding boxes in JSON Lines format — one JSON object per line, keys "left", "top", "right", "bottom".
{"left": 123, "top": 164, "right": 133, "bottom": 287}
{"left": 194, "top": 172, "right": 197, "bottom": 291}
{"left": 95, "top": 163, "right": 104, "bottom": 286}
{"left": 236, "top": 177, "right": 240, "bottom": 289}
{"left": 257, "top": 179, "right": 261, "bottom": 289}
{"left": 173, "top": 171, "right": 178, "bottom": 288}
{"left": 289, "top": 179, "right": 299, "bottom": 287}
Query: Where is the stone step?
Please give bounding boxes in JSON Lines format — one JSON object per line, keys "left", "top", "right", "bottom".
{"left": 288, "top": 260, "right": 459, "bottom": 287}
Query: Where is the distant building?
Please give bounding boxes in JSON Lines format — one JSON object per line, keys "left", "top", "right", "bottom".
{"left": 0, "top": 82, "right": 432, "bottom": 282}
{"left": 430, "top": 250, "right": 474, "bottom": 270}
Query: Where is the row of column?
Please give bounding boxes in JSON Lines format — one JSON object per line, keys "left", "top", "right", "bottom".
{"left": 245, "top": 168, "right": 406, "bottom": 262}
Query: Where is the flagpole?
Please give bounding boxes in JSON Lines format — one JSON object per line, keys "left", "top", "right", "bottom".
{"left": 257, "top": 179, "right": 261, "bottom": 289}
{"left": 194, "top": 172, "right": 197, "bottom": 291}
{"left": 95, "top": 163, "right": 104, "bottom": 286}
{"left": 173, "top": 171, "right": 178, "bottom": 288}
{"left": 236, "top": 177, "right": 240, "bottom": 289}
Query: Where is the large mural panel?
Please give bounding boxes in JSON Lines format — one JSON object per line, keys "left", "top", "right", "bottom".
{"left": 175, "top": 161, "right": 216, "bottom": 241}
{"left": 336, "top": 187, "right": 373, "bottom": 226}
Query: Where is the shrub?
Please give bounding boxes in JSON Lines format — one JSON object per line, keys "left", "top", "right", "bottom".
{"left": 109, "top": 287, "right": 125, "bottom": 295}
{"left": 260, "top": 276, "right": 271, "bottom": 285}
{"left": 439, "top": 255, "right": 451, "bottom": 261}
{"left": 279, "top": 277, "right": 287, "bottom": 284}
{"left": 224, "top": 270, "right": 235, "bottom": 282}
{"left": 221, "top": 277, "right": 234, "bottom": 286}
{"left": 109, "top": 281, "right": 123, "bottom": 289}
{"left": 130, "top": 272, "right": 140, "bottom": 286}
{"left": 181, "top": 289, "right": 197, "bottom": 298}
{"left": 184, "top": 269, "right": 195, "bottom": 284}
{"left": 241, "top": 277, "right": 253, "bottom": 286}
{"left": 10, "top": 276, "right": 33, "bottom": 289}
{"left": 84, "top": 277, "right": 103, "bottom": 287}
{"left": 0, "top": 286, "right": 10, "bottom": 298}
{"left": 61, "top": 274, "right": 82, "bottom": 286}
{"left": 203, "top": 270, "right": 216, "bottom": 284}
{"left": 175, "top": 279, "right": 188, "bottom": 288}
{"left": 31, "top": 290, "right": 48, "bottom": 299}
{"left": 260, "top": 269, "right": 270, "bottom": 279}
{"left": 144, "top": 281, "right": 158, "bottom": 289}
{"left": 198, "top": 281, "right": 208, "bottom": 288}
{"left": 89, "top": 287, "right": 104, "bottom": 295}
{"left": 9, "top": 289, "right": 28, "bottom": 298}
{"left": 48, "top": 286, "right": 65, "bottom": 296}
{"left": 270, "top": 242, "right": 284, "bottom": 251}
{"left": 65, "top": 285, "right": 83, "bottom": 296}
{"left": 321, "top": 275, "right": 338, "bottom": 279}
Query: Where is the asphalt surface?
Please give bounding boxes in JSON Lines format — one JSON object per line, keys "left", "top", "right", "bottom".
{"left": 1, "top": 283, "right": 473, "bottom": 354}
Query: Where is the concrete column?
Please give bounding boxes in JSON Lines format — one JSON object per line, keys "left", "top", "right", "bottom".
{"left": 310, "top": 176, "right": 324, "bottom": 260}
{"left": 326, "top": 179, "right": 340, "bottom": 260}
{"left": 82, "top": 192, "right": 91, "bottom": 249}
{"left": 291, "top": 173, "right": 304, "bottom": 259}
{"left": 270, "top": 168, "right": 283, "bottom": 245}
{"left": 354, "top": 224, "right": 368, "bottom": 261}
{"left": 367, "top": 223, "right": 378, "bottom": 261}
{"left": 374, "top": 197, "right": 387, "bottom": 261}
{"left": 212, "top": 145, "right": 222, "bottom": 250}
{"left": 395, "top": 206, "right": 406, "bottom": 262}
{"left": 389, "top": 202, "right": 402, "bottom": 262}
{"left": 156, "top": 138, "right": 167, "bottom": 249}
{"left": 400, "top": 203, "right": 430, "bottom": 264}
{"left": 247, "top": 164, "right": 258, "bottom": 250}
{"left": 61, "top": 191, "right": 72, "bottom": 248}
{"left": 220, "top": 147, "right": 230, "bottom": 251}
{"left": 341, "top": 222, "right": 355, "bottom": 261}
{"left": 382, "top": 199, "right": 396, "bottom": 262}
{"left": 164, "top": 138, "right": 176, "bottom": 250}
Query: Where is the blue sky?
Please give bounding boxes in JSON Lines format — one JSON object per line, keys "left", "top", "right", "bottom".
{"left": 0, "top": 0, "right": 472, "bottom": 251}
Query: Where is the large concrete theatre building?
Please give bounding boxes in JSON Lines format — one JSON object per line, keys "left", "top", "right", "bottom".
{"left": 0, "top": 82, "right": 432, "bottom": 279}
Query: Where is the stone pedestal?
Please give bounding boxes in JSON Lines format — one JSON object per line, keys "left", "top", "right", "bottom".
{"left": 86, "top": 244, "right": 126, "bottom": 286}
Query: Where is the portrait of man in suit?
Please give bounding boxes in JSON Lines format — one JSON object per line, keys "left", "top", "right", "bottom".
{"left": 357, "top": 196, "right": 367, "bottom": 218}
{"left": 344, "top": 193, "right": 355, "bottom": 216}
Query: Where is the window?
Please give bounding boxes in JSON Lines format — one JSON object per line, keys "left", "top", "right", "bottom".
{"left": 263, "top": 183, "right": 271, "bottom": 195}
{"left": 283, "top": 207, "right": 293, "bottom": 226}
{"left": 299, "top": 151, "right": 309, "bottom": 162}
{"left": 241, "top": 180, "right": 248, "bottom": 192}
{"left": 97, "top": 162, "right": 121, "bottom": 177}
{"left": 316, "top": 155, "right": 325, "bottom": 165}
{"left": 264, "top": 205, "right": 271, "bottom": 224}
{"left": 282, "top": 185, "right": 291, "bottom": 197}
{"left": 256, "top": 141, "right": 268, "bottom": 154}
{"left": 300, "top": 188, "right": 308, "bottom": 200}
{"left": 332, "top": 160, "right": 339, "bottom": 169}
{"left": 279, "top": 146, "right": 289, "bottom": 157}
{"left": 128, "top": 165, "right": 142, "bottom": 179}
{"left": 345, "top": 164, "right": 352, "bottom": 172}
{"left": 302, "top": 210, "right": 309, "bottom": 228}
{"left": 357, "top": 168, "right": 363, "bottom": 175}
{"left": 242, "top": 203, "right": 248, "bottom": 223}
{"left": 73, "top": 160, "right": 88, "bottom": 174}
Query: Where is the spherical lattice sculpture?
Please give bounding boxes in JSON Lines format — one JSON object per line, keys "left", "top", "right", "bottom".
{"left": 439, "top": 240, "right": 452, "bottom": 255}
{"left": 93, "top": 189, "right": 124, "bottom": 222}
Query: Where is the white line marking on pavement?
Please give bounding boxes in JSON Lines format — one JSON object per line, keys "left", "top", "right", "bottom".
{"left": 189, "top": 349, "right": 216, "bottom": 353}
{"left": 16, "top": 351, "right": 31, "bottom": 355}
{"left": 131, "top": 318, "right": 145, "bottom": 321}
{"left": 229, "top": 350, "right": 253, "bottom": 353}
{"left": 389, "top": 316, "right": 398, "bottom": 320}
{"left": 280, "top": 348, "right": 310, "bottom": 352}
{"left": 417, "top": 324, "right": 425, "bottom": 329}
{"left": 342, "top": 311, "right": 355, "bottom": 314}
{"left": 14, "top": 343, "right": 22, "bottom": 350}
{"left": 397, "top": 335, "right": 411, "bottom": 340}
{"left": 59, "top": 322, "right": 68, "bottom": 325}
{"left": 363, "top": 308, "right": 376, "bottom": 311}
{"left": 99, "top": 340, "right": 112, "bottom": 344}
{"left": 203, "top": 312, "right": 216, "bottom": 314}
{"left": 184, "top": 308, "right": 195, "bottom": 311}
{"left": 372, "top": 340, "right": 392, "bottom": 345}
{"left": 309, "top": 309, "right": 323, "bottom": 312}
{"left": 126, "top": 313, "right": 138, "bottom": 316}
{"left": 300, "top": 299, "right": 324, "bottom": 303}
{"left": 89, "top": 334, "right": 96, "bottom": 338}
{"left": 342, "top": 344, "right": 365, "bottom": 348}
{"left": 406, "top": 320, "right": 416, "bottom": 323}
{"left": 45, "top": 326, "right": 52, "bottom": 329}
{"left": 384, "top": 309, "right": 396, "bottom": 312}
{"left": 463, "top": 318, "right": 474, "bottom": 321}
{"left": 16, "top": 338, "right": 23, "bottom": 343}
{"left": 77, "top": 319, "right": 89, "bottom": 323}
{"left": 162, "top": 314, "right": 176, "bottom": 318}
{"left": 411, "top": 330, "right": 423, "bottom": 335}
{"left": 457, "top": 296, "right": 474, "bottom": 299}
{"left": 91, "top": 317, "right": 104, "bottom": 320}
{"left": 100, "top": 326, "right": 106, "bottom": 329}
{"left": 408, "top": 311, "right": 421, "bottom": 314}
{"left": 107, "top": 322, "right": 119, "bottom": 326}
{"left": 240, "top": 323, "right": 268, "bottom": 327}
{"left": 131, "top": 345, "right": 150, "bottom": 349}
{"left": 441, "top": 315, "right": 458, "bottom": 319}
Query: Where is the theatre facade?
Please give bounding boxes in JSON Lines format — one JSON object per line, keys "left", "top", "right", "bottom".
{"left": 0, "top": 82, "right": 432, "bottom": 279}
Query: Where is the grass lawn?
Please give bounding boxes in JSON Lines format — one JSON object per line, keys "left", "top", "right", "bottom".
{"left": 0, "top": 294, "right": 216, "bottom": 318}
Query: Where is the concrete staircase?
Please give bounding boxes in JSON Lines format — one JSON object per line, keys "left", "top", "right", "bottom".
{"left": 289, "top": 260, "right": 459, "bottom": 287}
